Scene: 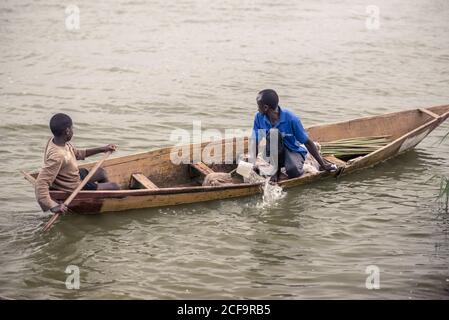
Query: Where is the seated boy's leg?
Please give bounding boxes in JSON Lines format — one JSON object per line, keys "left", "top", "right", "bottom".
{"left": 97, "top": 182, "right": 120, "bottom": 190}
{"left": 79, "top": 167, "right": 120, "bottom": 190}
{"left": 91, "top": 168, "right": 120, "bottom": 189}
{"left": 79, "top": 167, "right": 110, "bottom": 183}
{"left": 79, "top": 168, "right": 99, "bottom": 190}
{"left": 90, "top": 167, "right": 109, "bottom": 183}
{"left": 283, "top": 149, "right": 305, "bottom": 178}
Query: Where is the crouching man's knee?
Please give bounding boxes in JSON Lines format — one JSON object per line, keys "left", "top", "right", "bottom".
{"left": 286, "top": 166, "right": 304, "bottom": 178}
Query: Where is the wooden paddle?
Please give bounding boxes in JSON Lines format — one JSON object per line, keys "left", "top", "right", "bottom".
{"left": 42, "top": 151, "right": 112, "bottom": 232}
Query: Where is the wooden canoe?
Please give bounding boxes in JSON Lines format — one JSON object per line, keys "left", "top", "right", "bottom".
{"left": 23, "top": 105, "right": 449, "bottom": 214}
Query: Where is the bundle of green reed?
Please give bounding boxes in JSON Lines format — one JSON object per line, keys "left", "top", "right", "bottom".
{"left": 320, "top": 135, "right": 391, "bottom": 158}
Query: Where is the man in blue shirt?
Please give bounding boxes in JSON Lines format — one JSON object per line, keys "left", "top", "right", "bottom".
{"left": 252, "top": 89, "right": 335, "bottom": 181}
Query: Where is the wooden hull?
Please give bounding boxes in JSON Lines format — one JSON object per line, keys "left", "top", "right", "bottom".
{"left": 26, "top": 105, "right": 449, "bottom": 214}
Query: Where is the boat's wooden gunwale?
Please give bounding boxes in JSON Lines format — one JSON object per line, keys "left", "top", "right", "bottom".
{"left": 306, "top": 105, "right": 449, "bottom": 133}
{"left": 49, "top": 181, "right": 265, "bottom": 199}
{"left": 78, "top": 137, "right": 248, "bottom": 170}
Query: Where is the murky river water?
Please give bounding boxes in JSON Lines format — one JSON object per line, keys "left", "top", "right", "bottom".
{"left": 1, "top": 0, "right": 449, "bottom": 299}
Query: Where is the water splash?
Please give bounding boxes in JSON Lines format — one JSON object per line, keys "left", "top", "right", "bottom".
{"left": 260, "top": 178, "right": 286, "bottom": 207}
{"left": 250, "top": 177, "right": 285, "bottom": 209}
{"left": 243, "top": 172, "right": 286, "bottom": 208}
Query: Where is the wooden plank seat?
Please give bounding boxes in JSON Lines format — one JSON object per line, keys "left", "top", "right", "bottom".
{"left": 129, "top": 173, "right": 159, "bottom": 190}
{"left": 189, "top": 162, "right": 215, "bottom": 177}
{"left": 419, "top": 108, "right": 440, "bottom": 119}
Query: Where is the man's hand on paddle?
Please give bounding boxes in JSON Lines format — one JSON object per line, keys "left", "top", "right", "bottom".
{"left": 85, "top": 144, "right": 118, "bottom": 157}
{"left": 50, "top": 203, "right": 68, "bottom": 214}
{"left": 103, "top": 144, "right": 117, "bottom": 153}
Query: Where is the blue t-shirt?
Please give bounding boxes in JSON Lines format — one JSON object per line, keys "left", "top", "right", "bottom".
{"left": 252, "top": 107, "right": 309, "bottom": 157}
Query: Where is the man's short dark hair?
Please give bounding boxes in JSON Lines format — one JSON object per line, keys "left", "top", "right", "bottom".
{"left": 257, "top": 89, "right": 279, "bottom": 109}
{"left": 50, "top": 113, "right": 72, "bottom": 136}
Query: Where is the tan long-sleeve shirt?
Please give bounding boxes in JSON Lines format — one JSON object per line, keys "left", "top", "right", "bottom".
{"left": 35, "top": 139, "right": 86, "bottom": 211}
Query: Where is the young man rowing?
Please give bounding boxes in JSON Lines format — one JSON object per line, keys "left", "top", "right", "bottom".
{"left": 35, "top": 113, "right": 119, "bottom": 215}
